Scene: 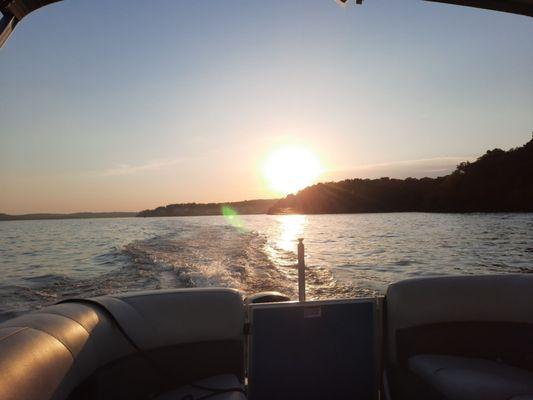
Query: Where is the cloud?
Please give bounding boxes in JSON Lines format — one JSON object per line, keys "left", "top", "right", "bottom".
{"left": 100, "top": 159, "right": 182, "bottom": 176}
{"left": 348, "top": 156, "right": 475, "bottom": 171}
{"left": 326, "top": 155, "right": 477, "bottom": 180}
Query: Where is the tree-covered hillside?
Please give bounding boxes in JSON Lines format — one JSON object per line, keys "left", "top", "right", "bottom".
{"left": 269, "top": 136, "right": 533, "bottom": 214}
{"left": 138, "top": 199, "right": 278, "bottom": 217}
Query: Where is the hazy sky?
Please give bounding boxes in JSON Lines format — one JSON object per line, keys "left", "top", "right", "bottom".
{"left": 1, "top": 0, "right": 532, "bottom": 213}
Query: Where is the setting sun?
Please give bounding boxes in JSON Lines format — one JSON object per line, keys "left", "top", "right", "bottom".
{"left": 262, "top": 146, "right": 323, "bottom": 195}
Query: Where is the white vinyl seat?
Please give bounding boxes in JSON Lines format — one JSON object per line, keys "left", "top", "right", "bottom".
{"left": 155, "top": 374, "right": 246, "bottom": 400}
{"left": 409, "top": 354, "right": 533, "bottom": 400}
{"left": 385, "top": 275, "right": 533, "bottom": 399}
{"left": 0, "top": 288, "right": 246, "bottom": 400}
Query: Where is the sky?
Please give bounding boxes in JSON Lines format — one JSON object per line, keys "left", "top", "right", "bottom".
{"left": 1, "top": 0, "right": 532, "bottom": 214}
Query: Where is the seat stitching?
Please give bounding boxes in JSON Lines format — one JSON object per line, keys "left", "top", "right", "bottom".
{"left": 38, "top": 310, "right": 93, "bottom": 336}
{"left": 0, "top": 326, "right": 28, "bottom": 342}
{"left": 6, "top": 324, "right": 78, "bottom": 361}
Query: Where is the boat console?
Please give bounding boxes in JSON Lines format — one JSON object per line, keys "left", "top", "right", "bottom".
{"left": 248, "top": 299, "right": 379, "bottom": 400}
{"left": 0, "top": 274, "right": 532, "bottom": 400}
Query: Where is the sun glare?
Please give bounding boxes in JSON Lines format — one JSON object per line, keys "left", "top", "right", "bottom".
{"left": 262, "top": 146, "right": 323, "bottom": 195}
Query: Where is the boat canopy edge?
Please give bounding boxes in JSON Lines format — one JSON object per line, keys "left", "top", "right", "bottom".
{"left": 1, "top": 0, "right": 532, "bottom": 49}
{"left": 0, "top": 0, "right": 61, "bottom": 47}
{"left": 425, "top": 0, "right": 533, "bottom": 18}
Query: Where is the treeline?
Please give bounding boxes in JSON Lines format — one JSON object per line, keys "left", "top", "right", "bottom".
{"left": 138, "top": 199, "right": 278, "bottom": 217}
{"left": 0, "top": 212, "right": 136, "bottom": 221}
{"left": 269, "top": 136, "right": 533, "bottom": 214}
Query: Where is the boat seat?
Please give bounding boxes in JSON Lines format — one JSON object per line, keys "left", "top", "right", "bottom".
{"left": 385, "top": 275, "right": 533, "bottom": 400}
{"left": 0, "top": 288, "right": 245, "bottom": 400}
{"left": 155, "top": 374, "right": 246, "bottom": 400}
{"left": 409, "top": 354, "right": 533, "bottom": 400}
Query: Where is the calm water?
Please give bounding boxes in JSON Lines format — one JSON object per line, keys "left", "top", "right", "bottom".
{"left": 1, "top": 213, "right": 532, "bottom": 319}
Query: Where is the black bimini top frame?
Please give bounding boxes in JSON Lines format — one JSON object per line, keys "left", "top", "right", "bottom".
{"left": 426, "top": 0, "right": 533, "bottom": 18}
{"left": 1, "top": 0, "right": 61, "bottom": 47}
{"left": 1, "top": 0, "right": 532, "bottom": 48}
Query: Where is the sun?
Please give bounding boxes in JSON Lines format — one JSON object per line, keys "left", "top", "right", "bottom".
{"left": 262, "top": 146, "right": 323, "bottom": 195}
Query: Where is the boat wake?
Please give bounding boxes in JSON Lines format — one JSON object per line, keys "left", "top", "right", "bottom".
{"left": 0, "top": 222, "right": 367, "bottom": 321}
{"left": 123, "top": 225, "right": 366, "bottom": 300}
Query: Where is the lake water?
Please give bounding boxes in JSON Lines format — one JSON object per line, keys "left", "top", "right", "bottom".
{"left": 1, "top": 213, "right": 532, "bottom": 320}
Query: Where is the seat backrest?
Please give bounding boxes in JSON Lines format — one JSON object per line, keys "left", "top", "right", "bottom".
{"left": 0, "top": 288, "right": 245, "bottom": 400}
{"left": 96, "top": 288, "right": 245, "bottom": 350}
{"left": 386, "top": 274, "right": 533, "bottom": 368}
{"left": 0, "top": 302, "right": 133, "bottom": 400}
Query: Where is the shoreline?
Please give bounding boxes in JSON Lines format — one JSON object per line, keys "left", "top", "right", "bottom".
{"left": 2, "top": 210, "right": 533, "bottom": 223}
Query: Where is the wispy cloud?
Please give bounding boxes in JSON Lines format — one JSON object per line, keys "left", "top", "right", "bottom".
{"left": 100, "top": 159, "right": 182, "bottom": 176}
{"left": 347, "top": 156, "right": 476, "bottom": 171}
{"left": 326, "top": 155, "right": 477, "bottom": 180}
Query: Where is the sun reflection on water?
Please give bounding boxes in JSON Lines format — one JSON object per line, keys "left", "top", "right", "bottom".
{"left": 277, "top": 214, "right": 307, "bottom": 252}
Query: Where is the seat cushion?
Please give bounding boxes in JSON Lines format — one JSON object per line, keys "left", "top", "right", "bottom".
{"left": 156, "top": 374, "right": 246, "bottom": 400}
{"left": 94, "top": 288, "right": 245, "bottom": 350}
{"left": 386, "top": 274, "right": 533, "bottom": 366}
{"left": 409, "top": 354, "right": 533, "bottom": 400}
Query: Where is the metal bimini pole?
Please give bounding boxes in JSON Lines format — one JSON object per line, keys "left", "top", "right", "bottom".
{"left": 297, "top": 238, "right": 306, "bottom": 302}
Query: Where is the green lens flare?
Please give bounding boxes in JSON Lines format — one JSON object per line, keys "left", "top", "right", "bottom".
{"left": 222, "top": 205, "right": 245, "bottom": 231}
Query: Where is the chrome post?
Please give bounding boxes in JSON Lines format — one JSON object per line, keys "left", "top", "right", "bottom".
{"left": 297, "top": 238, "right": 306, "bottom": 302}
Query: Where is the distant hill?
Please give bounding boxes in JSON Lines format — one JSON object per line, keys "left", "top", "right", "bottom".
{"left": 138, "top": 199, "right": 279, "bottom": 217}
{"left": 0, "top": 212, "right": 137, "bottom": 222}
{"left": 269, "top": 136, "right": 533, "bottom": 214}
